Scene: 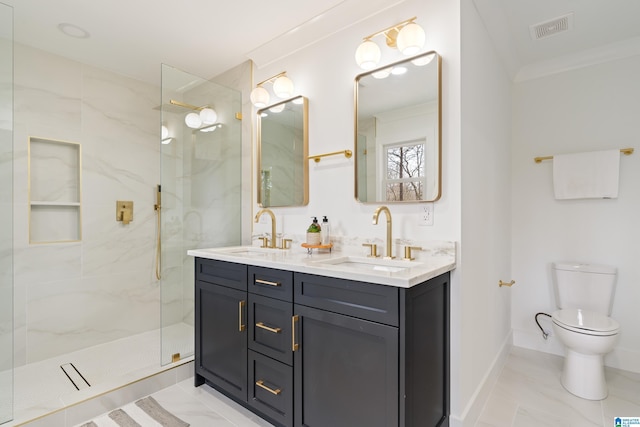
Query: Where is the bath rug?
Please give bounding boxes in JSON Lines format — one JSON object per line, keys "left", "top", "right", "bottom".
{"left": 135, "top": 395, "right": 190, "bottom": 427}
{"left": 108, "top": 408, "right": 142, "bottom": 427}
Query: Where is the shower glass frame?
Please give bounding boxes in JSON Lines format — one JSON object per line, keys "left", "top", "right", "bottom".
{"left": 160, "top": 64, "right": 242, "bottom": 365}
{"left": 0, "top": 2, "right": 13, "bottom": 424}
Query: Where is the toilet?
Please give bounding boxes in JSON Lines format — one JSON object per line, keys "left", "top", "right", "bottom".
{"left": 551, "top": 262, "right": 620, "bottom": 400}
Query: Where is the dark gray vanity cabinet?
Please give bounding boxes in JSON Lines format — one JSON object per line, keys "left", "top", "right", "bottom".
{"left": 194, "top": 259, "right": 248, "bottom": 402}
{"left": 194, "top": 257, "right": 450, "bottom": 427}
{"left": 293, "top": 272, "right": 449, "bottom": 427}
{"left": 293, "top": 272, "right": 400, "bottom": 427}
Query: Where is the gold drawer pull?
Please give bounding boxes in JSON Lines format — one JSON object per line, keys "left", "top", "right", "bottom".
{"left": 238, "top": 300, "right": 246, "bottom": 332}
{"left": 256, "top": 380, "right": 281, "bottom": 395}
{"left": 292, "top": 315, "right": 299, "bottom": 351}
{"left": 256, "top": 279, "right": 281, "bottom": 287}
{"left": 499, "top": 280, "right": 515, "bottom": 287}
{"left": 256, "top": 322, "right": 282, "bottom": 334}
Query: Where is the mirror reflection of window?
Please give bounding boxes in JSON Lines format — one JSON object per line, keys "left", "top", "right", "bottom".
{"left": 384, "top": 139, "right": 425, "bottom": 201}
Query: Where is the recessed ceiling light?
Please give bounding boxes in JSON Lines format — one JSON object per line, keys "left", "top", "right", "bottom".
{"left": 58, "top": 23, "right": 90, "bottom": 39}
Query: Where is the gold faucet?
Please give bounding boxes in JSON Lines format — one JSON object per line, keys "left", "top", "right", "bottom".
{"left": 254, "top": 208, "right": 277, "bottom": 248}
{"left": 372, "top": 206, "right": 394, "bottom": 259}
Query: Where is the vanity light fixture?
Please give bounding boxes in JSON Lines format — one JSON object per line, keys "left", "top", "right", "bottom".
{"left": 169, "top": 99, "right": 220, "bottom": 131}
{"left": 250, "top": 71, "right": 295, "bottom": 108}
{"left": 355, "top": 17, "right": 426, "bottom": 70}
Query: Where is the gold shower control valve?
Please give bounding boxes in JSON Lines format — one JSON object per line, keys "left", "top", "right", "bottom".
{"left": 116, "top": 201, "right": 133, "bottom": 225}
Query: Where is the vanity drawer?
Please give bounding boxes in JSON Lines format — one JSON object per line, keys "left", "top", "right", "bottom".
{"left": 248, "top": 266, "right": 293, "bottom": 301}
{"left": 294, "top": 272, "right": 399, "bottom": 326}
{"left": 248, "top": 350, "right": 293, "bottom": 427}
{"left": 248, "top": 293, "right": 293, "bottom": 365}
{"left": 196, "top": 258, "right": 247, "bottom": 291}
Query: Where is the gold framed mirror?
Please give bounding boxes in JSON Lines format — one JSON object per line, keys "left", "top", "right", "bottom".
{"left": 257, "top": 95, "right": 309, "bottom": 207}
{"left": 355, "top": 51, "right": 441, "bottom": 203}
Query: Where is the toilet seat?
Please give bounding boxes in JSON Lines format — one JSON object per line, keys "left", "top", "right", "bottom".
{"left": 552, "top": 308, "right": 620, "bottom": 336}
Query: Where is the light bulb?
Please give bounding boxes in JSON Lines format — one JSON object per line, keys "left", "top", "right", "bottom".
{"left": 372, "top": 68, "right": 391, "bottom": 79}
{"left": 412, "top": 53, "right": 435, "bottom": 66}
{"left": 199, "top": 108, "right": 217, "bottom": 125}
{"left": 396, "top": 23, "right": 425, "bottom": 55}
{"left": 273, "top": 76, "right": 294, "bottom": 98}
{"left": 185, "top": 112, "right": 202, "bottom": 129}
{"left": 250, "top": 86, "right": 270, "bottom": 108}
{"left": 200, "top": 123, "right": 221, "bottom": 133}
{"left": 355, "top": 40, "right": 381, "bottom": 70}
{"left": 269, "top": 104, "right": 285, "bottom": 113}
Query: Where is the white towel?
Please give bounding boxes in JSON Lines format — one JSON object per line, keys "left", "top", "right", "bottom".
{"left": 553, "top": 149, "right": 620, "bottom": 199}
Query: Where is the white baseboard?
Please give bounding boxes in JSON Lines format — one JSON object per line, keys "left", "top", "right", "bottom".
{"left": 450, "top": 331, "right": 513, "bottom": 427}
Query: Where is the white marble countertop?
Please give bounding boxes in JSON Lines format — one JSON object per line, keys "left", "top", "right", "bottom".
{"left": 187, "top": 241, "right": 456, "bottom": 288}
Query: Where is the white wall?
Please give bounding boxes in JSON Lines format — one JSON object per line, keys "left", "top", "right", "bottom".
{"left": 457, "top": 0, "right": 513, "bottom": 424}
{"left": 251, "top": 0, "right": 460, "bottom": 245}
{"left": 511, "top": 54, "right": 640, "bottom": 373}
{"left": 247, "top": 0, "right": 513, "bottom": 424}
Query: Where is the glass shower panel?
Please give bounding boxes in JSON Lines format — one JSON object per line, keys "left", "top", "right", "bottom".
{"left": 160, "top": 64, "right": 242, "bottom": 365}
{"left": 0, "top": 3, "right": 13, "bottom": 424}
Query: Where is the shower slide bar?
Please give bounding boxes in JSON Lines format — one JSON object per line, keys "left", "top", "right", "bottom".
{"left": 155, "top": 185, "right": 161, "bottom": 280}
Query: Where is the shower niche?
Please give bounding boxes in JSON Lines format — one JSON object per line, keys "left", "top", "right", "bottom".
{"left": 28, "top": 137, "right": 82, "bottom": 243}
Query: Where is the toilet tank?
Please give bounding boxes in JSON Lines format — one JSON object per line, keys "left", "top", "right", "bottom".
{"left": 552, "top": 262, "right": 617, "bottom": 315}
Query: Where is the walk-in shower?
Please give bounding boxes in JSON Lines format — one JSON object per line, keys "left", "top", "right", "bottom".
{"left": 2, "top": 26, "right": 242, "bottom": 423}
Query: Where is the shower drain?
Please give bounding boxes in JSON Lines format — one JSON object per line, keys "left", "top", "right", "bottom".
{"left": 60, "top": 363, "right": 91, "bottom": 390}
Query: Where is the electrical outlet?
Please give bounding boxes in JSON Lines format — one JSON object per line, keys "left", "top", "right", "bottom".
{"left": 418, "top": 203, "right": 434, "bottom": 226}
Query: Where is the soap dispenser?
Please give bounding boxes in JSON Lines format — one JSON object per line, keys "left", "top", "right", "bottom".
{"left": 306, "top": 217, "right": 322, "bottom": 245}
{"left": 321, "top": 216, "right": 331, "bottom": 245}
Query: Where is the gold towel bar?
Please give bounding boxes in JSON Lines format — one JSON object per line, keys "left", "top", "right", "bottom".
{"left": 534, "top": 148, "right": 634, "bottom": 163}
{"left": 308, "top": 150, "right": 353, "bottom": 163}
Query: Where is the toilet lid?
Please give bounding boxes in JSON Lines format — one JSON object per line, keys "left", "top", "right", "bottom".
{"left": 552, "top": 309, "right": 620, "bottom": 335}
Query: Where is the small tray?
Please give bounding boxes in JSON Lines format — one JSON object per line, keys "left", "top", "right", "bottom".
{"left": 301, "top": 242, "right": 333, "bottom": 254}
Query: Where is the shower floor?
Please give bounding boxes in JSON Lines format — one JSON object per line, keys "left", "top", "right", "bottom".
{"left": 7, "top": 322, "right": 193, "bottom": 426}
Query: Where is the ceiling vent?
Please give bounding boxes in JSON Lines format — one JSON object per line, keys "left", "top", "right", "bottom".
{"left": 530, "top": 12, "right": 574, "bottom": 40}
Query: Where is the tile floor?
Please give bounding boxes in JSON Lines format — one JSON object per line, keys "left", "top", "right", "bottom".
{"left": 475, "top": 347, "right": 640, "bottom": 427}
{"left": 73, "top": 378, "right": 275, "bottom": 427}
{"left": 49, "top": 346, "right": 640, "bottom": 427}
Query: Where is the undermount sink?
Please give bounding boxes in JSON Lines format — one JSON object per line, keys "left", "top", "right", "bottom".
{"left": 312, "top": 256, "right": 416, "bottom": 273}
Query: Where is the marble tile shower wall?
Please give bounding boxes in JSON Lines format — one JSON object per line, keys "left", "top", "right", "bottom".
{"left": 13, "top": 44, "right": 161, "bottom": 367}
